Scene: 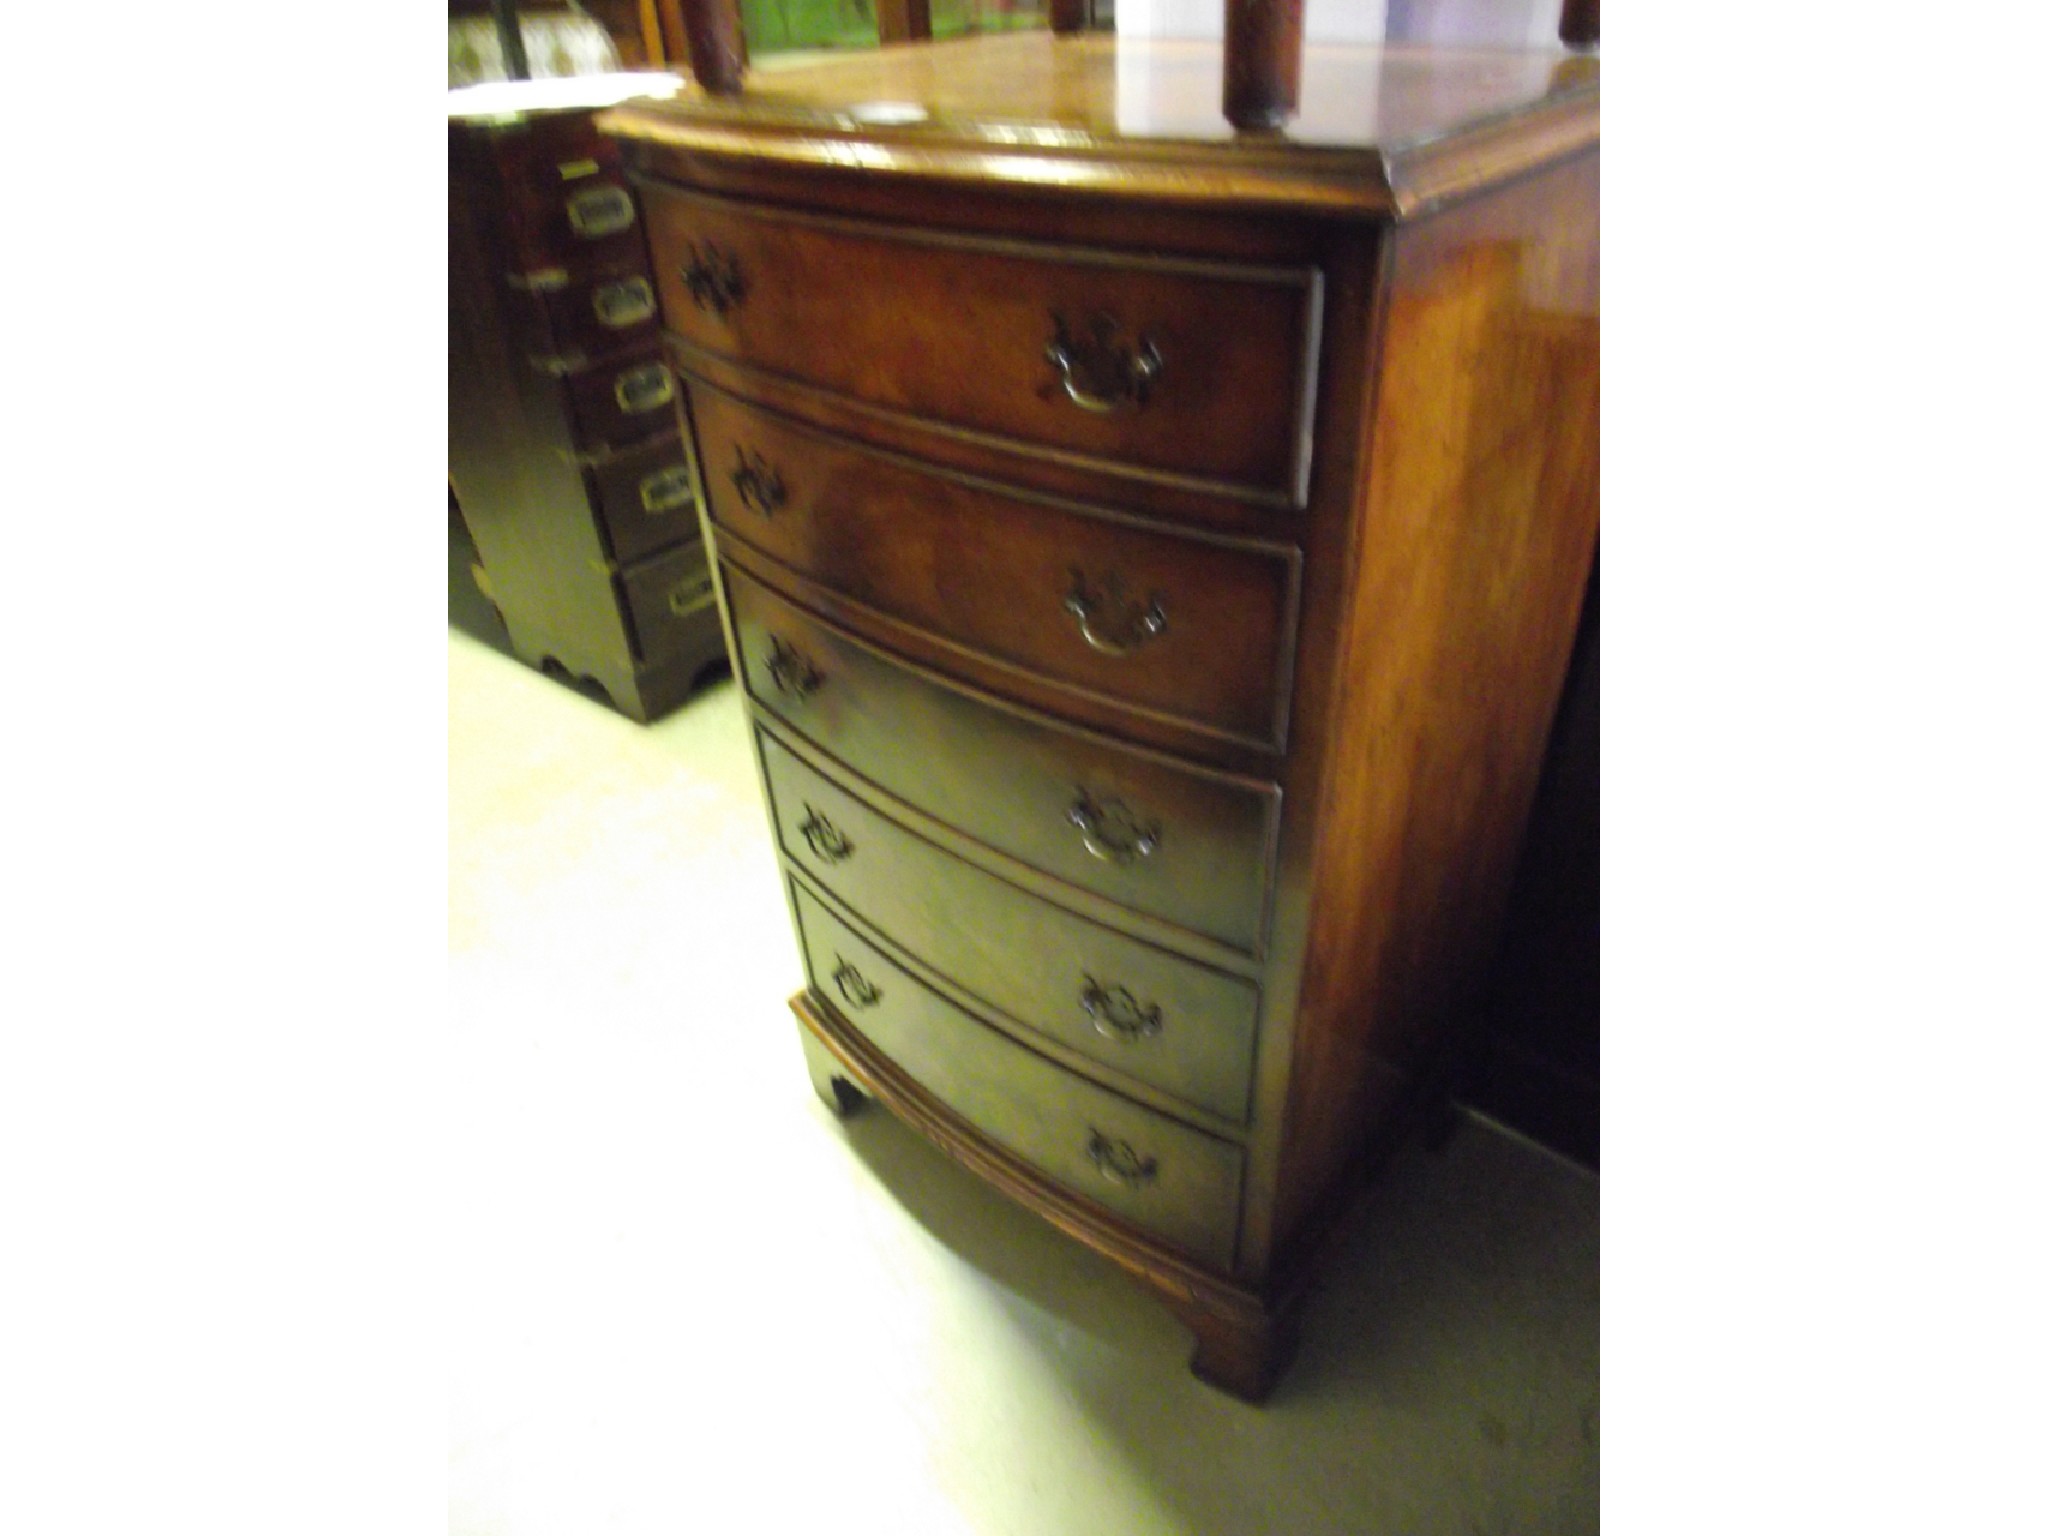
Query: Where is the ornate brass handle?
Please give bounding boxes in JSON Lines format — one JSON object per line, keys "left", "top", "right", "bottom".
{"left": 1045, "top": 313, "right": 1162, "bottom": 414}
{"left": 613, "top": 361, "right": 675, "bottom": 415}
{"left": 730, "top": 446, "right": 786, "bottom": 517}
{"left": 680, "top": 241, "right": 746, "bottom": 316}
{"left": 764, "top": 634, "right": 823, "bottom": 701}
{"left": 591, "top": 275, "right": 656, "bottom": 329}
{"left": 565, "top": 184, "right": 634, "bottom": 240}
{"left": 832, "top": 957, "right": 882, "bottom": 1010}
{"left": 1085, "top": 1130, "right": 1158, "bottom": 1188}
{"left": 1080, "top": 976, "right": 1163, "bottom": 1043}
{"left": 1067, "top": 790, "right": 1159, "bottom": 865}
{"left": 798, "top": 805, "right": 854, "bottom": 864}
{"left": 1064, "top": 570, "right": 1167, "bottom": 656}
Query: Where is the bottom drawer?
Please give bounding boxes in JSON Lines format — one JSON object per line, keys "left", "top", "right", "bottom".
{"left": 792, "top": 880, "right": 1243, "bottom": 1269}
{"left": 620, "top": 541, "right": 714, "bottom": 663}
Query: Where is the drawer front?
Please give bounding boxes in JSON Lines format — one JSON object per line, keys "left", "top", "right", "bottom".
{"left": 727, "top": 563, "right": 1276, "bottom": 954}
{"left": 620, "top": 539, "right": 715, "bottom": 663}
{"left": 643, "top": 184, "right": 1320, "bottom": 505}
{"left": 588, "top": 433, "right": 698, "bottom": 567}
{"left": 512, "top": 268, "right": 661, "bottom": 367}
{"left": 490, "top": 124, "right": 645, "bottom": 277}
{"left": 762, "top": 732, "right": 1260, "bottom": 1123}
{"left": 692, "top": 386, "right": 1295, "bottom": 747}
{"left": 566, "top": 348, "right": 680, "bottom": 451}
{"left": 793, "top": 883, "right": 1243, "bottom": 1269}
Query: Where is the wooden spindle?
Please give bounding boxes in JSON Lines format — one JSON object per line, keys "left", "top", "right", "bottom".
{"left": 1222, "top": 0, "right": 1304, "bottom": 130}
{"left": 676, "top": 0, "right": 747, "bottom": 95}
{"left": 1559, "top": 0, "right": 1599, "bottom": 48}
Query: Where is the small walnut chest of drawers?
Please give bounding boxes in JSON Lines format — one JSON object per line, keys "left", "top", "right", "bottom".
{"left": 449, "top": 80, "right": 726, "bottom": 722}
{"left": 603, "top": 36, "right": 1599, "bottom": 1400}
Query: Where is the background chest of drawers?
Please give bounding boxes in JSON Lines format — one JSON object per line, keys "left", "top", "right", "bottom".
{"left": 449, "top": 81, "right": 726, "bottom": 722}
{"left": 603, "top": 36, "right": 1599, "bottom": 1399}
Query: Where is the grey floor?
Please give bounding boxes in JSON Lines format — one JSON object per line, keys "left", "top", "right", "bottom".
{"left": 448, "top": 587, "right": 1600, "bottom": 1535}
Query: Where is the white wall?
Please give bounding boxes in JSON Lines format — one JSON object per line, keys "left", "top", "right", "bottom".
{"left": 1115, "top": 0, "right": 1391, "bottom": 43}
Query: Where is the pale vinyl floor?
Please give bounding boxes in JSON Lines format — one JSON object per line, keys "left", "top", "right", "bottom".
{"left": 448, "top": 612, "right": 1599, "bottom": 1536}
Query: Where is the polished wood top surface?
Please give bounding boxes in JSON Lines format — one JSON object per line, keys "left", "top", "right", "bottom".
{"left": 600, "top": 34, "right": 1597, "bottom": 216}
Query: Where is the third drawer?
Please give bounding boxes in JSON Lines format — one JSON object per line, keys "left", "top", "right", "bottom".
{"left": 726, "top": 561, "right": 1279, "bottom": 955}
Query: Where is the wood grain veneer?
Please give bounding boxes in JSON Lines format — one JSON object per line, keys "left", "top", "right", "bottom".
{"left": 600, "top": 36, "right": 1598, "bottom": 1399}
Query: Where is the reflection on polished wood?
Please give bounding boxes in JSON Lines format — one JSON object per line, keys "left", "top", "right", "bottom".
{"left": 603, "top": 33, "right": 1595, "bottom": 215}
{"left": 603, "top": 37, "right": 1597, "bottom": 1399}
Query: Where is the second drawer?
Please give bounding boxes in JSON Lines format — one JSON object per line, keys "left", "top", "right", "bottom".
{"left": 762, "top": 729, "right": 1261, "bottom": 1124}
{"left": 693, "top": 384, "right": 1297, "bottom": 748}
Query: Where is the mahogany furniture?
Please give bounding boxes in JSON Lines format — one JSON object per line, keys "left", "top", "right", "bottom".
{"left": 601, "top": 34, "right": 1598, "bottom": 1399}
{"left": 450, "top": 77, "right": 729, "bottom": 722}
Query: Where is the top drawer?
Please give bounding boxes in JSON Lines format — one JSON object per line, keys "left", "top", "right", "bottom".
{"left": 480, "top": 122, "right": 646, "bottom": 277}
{"left": 640, "top": 183, "right": 1322, "bottom": 509}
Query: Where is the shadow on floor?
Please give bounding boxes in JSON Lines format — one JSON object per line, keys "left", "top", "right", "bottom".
{"left": 821, "top": 1091, "right": 1599, "bottom": 1535}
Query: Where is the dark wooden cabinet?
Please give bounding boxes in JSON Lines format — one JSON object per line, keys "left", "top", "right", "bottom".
{"left": 601, "top": 35, "right": 1599, "bottom": 1399}
{"left": 449, "top": 82, "right": 726, "bottom": 722}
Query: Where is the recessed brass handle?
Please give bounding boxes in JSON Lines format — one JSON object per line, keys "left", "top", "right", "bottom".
{"left": 1085, "top": 1130, "right": 1158, "bottom": 1188}
{"left": 764, "top": 634, "right": 823, "bottom": 701}
{"left": 831, "top": 957, "right": 882, "bottom": 1010}
{"left": 665, "top": 574, "right": 715, "bottom": 617}
{"left": 1064, "top": 570, "right": 1167, "bottom": 656}
{"left": 1080, "top": 976, "right": 1163, "bottom": 1043}
{"left": 798, "top": 805, "right": 854, "bottom": 864}
{"left": 638, "top": 464, "right": 694, "bottom": 515}
{"left": 613, "top": 362, "right": 675, "bottom": 415}
{"left": 1045, "top": 313, "right": 1162, "bottom": 414}
{"left": 592, "top": 275, "right": 656, "bottom": 329}
{"left": 565, "top": 184, "right": 635, "bottom": 240}
{"left": 680, "top": 241, "right": 746, "bottom": 316}
{"left": 1067, "top": 790, "right": 1159, "bottom": 865}
{"left": 730, "top": 446, "right": 785, "bottom": 517}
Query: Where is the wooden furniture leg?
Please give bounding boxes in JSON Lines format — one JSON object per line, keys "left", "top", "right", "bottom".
{"left": 1167, "top": 1290, "right": 1301, "bottom": 1404}
{"left": 798, "top": 1016, "right": 866, "bottom": 1117}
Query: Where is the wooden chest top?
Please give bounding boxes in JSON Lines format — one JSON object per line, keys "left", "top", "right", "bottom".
{"left": 599, "top": 34, "right": 1597, "bottom": 217}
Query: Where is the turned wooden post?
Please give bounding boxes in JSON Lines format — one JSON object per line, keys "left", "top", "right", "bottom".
{"left": 1558, "top": 0, "right": 1599, "bottom": 48}
{"left": 1222, "top": 0, "right": 1304, "bottom": 130}
{"left": 675, "top": 0, "right": 747, "bottom": 94}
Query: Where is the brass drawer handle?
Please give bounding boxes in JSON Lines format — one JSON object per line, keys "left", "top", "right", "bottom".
{"left": 1064, "top": 570, "right": 1167, "bottom": 656}
{"left": 565, "top": 184, "right": 635, "bottom": 240}
{"left": 666, "top": 573, "right": 715, "bottom": 617}
{"left": 680, "top": 241, "right": 746, "bottom": 316}
{"left": 1085, "top": 1130, "right": 1158, "bottom": 1188}
{"left": 613, "top": 362, "right": 675, "bottom": 415}
{"left": 638, "top": 464, "right": 694, "bottom": 515}
{"left": 764, "top": 634, "right": 823, "bottom": 700}
{"left": 1080, "top": 976, "right": 1163, "bottom": 1043}
{"left": 831, "top": 956, "right": 882, "bottom": 1010}
{"left": 730, "top": 445, "right": 786, "bottom": 517}
{"left": 1045, "top": 313, "right": 1162, "bottom": 414}
{"left": 798, "top": 804, "right": 854, "bottom": 864}
{"left": 1067, "top": 790, "right": 1159, "bottom": 865}
{"left": 592, "top": 275, "right": 656, "bottom": 329}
